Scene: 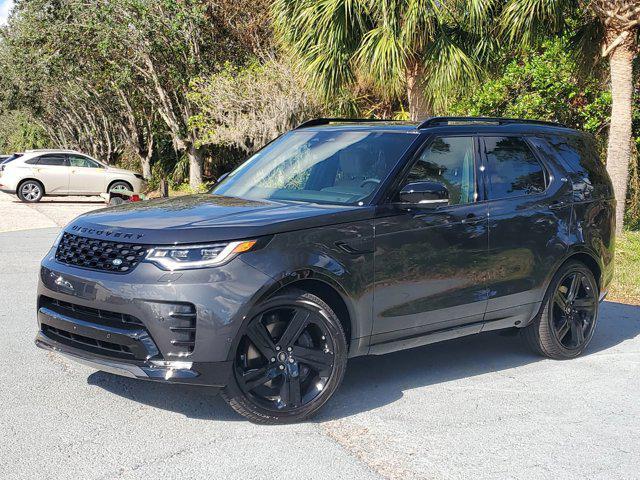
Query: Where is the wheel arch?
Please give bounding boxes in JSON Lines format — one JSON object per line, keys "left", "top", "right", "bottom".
{"left": 525, "top": 248, "right": 602, "bottom": 329}
{"left": 249, "top": 270, "right": 359, "bottom": 352}
{"left": 554, "top": 248, "right": 602, "bottom": 292}
{"left": 17, "top": 178, "right": 45, "bottom": 195}
{"left": 107, "top": 179, "right": 133, "bottom": 192}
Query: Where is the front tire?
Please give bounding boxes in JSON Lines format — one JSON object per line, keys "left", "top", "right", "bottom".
{"left": 522, "top": 260, "right": 599, "bottom": 359}
{"left": 108, "top": 181, "right": 132, "bottom": 194}
{"left": 222, "top": 289, "right": 347, "bottom": 424}
{"left": 17, "top": 180, "right": 44, "bottom": 202}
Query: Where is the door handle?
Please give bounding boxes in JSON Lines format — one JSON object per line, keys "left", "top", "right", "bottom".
{"left": 335, "top": 240, "right": 373, "bottom": 255}
{"left": 462, "top": 212, "right": 484, "bottom": 224}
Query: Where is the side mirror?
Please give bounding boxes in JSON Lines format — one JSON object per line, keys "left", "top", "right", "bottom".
{"left": 398, "top": 181, "right": 449, "bottom": 207}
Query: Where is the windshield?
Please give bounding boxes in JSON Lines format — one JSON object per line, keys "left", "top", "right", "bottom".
{"left": 211, "top": 130, "right": 417, "bottom": 205}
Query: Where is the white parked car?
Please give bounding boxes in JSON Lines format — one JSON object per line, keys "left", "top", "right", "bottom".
{"left": 0, "top": 149, "right": 144, "bottom": 202}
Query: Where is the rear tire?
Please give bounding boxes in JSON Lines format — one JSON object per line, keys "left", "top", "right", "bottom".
{"left": 221, "top": 288, "right": 347, "bottom": 424}
{"left": 522, "top": 260, "right": 599, "bottom": 359}
{"left": 17, "top": 180, "right": 44, "bottom": 202}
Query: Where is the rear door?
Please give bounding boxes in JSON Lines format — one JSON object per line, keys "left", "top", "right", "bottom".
{"left": 30, "top": 154, "right": 70, "bottom": 194}
{"left": 480, "top": 135, "right": 573, "bottom": 326}
{"left": 68, "top": 155, "right": 107, "bottom": 194}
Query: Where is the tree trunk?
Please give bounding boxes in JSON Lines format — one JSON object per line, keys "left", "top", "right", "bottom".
{"left": 605, "top": 41, "right": 635, "bottom": 234}
{"left": 139, "top": 133, "right": 154, "bottom": 180}
{"left": 406, "top": 61, "right": 430, "bottom": 121}
{"left": 188, "top": 144, "right": 204, "bottom": 189}
{"left": 141, "top": 156, "right": 152, "bottom": 180}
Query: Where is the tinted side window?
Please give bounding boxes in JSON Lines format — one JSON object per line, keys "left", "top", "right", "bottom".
{"left": 69, "top": 155, "right": 102, "bottom": 168}
{"left": 531, "top": 135, "right": 613, "bottom": 199}
{"left": 35, "top": 155, "right": 67, "bottom": 166}
{"left": 405, "top": 136, "right": 476, "bottom": 205}
{"left": 483, "top": 137, "right": 546, "bottom": 199}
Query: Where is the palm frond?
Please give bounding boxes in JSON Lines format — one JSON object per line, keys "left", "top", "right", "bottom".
{"left": 423, "top": 27, "right": 487, "bottom": 111}
{"left": 571, "top": 16, "right": 606, "bottom": 76}
{"left": 271, "top": 0, "right": 371, "bottom": 99}
{"left": 353, "top": 24, "right": 407, "bottom": 97}
{"left": 500, "top": 0, "right": 575, "bottom": 46}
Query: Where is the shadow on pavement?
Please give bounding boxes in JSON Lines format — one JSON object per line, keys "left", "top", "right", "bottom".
{"left": 88, "top": 300, "right": 640, "bottom": 422}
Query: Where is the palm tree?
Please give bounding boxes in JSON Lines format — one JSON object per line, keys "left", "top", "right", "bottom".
{"left": 496, "top": 0, "right": 638, "bottom": 233}
{"left": 271, "top": 0, "right": 491, "bottom": 121}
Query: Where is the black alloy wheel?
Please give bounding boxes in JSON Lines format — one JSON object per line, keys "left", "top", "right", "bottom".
{"left": 522, "top": 260, "right": 599, "bottom": 359}
{"left": 550, "top": 270, "right": 598, "bottom": 349}
{"left": 222, "top": 289, "right": 347, "bottom": 424}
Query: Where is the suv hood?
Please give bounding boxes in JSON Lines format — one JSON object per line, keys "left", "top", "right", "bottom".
{"left": 105, "top": 166, "right": 136, "bottom": 175}
{"left": 67, "top": 194, "right": 373, "bottom": 244}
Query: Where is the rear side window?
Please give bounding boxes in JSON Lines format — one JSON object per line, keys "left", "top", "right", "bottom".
{"left": 530, "top": 135, "right": 613, "bottom": 199}
{"left": 483, "top": 137, "right": 546, "bottom": 199}
{"left": 32, "top": 155, "right": 67, "bottom": 166}
{"left": 1, "top": 154, "right": 22, "bottom": 164}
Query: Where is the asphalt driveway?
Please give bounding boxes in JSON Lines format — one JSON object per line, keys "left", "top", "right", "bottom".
{"left": 0, "top": 202, "right": 639, "bottom": 479}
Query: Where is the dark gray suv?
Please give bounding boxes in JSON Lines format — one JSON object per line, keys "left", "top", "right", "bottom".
{"left": 36, "top": 117, "right": 615, "bottom": 423}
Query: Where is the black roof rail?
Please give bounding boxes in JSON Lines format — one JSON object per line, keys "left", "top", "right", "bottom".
{"left": 295, "top": 118, "right": 393, "bottom": 129}
{"left": 417, "top": 116, "right": 566, "bottom": 129}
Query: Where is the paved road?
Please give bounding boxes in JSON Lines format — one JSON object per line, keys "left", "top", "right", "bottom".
{"left": 0, "top": 191, "right": 103, "bottom": 232}
{"left": 1, "top": 216, "right": 639, "bottom": 479}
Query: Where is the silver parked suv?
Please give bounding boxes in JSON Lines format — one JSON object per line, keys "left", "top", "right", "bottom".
{"left": 0, "top": 149, "right": 144, "bottom": 202}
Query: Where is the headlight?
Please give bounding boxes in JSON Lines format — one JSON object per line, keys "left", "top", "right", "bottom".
{"left": 52, "top": 230, "right": 65, "bottom": 248}
{"left": 144, "top": 239, "right": 257, "bottom": 270}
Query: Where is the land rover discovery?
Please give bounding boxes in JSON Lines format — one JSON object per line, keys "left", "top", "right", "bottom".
{"left": 35, "top": 117, "right": 615, "bottom": 423}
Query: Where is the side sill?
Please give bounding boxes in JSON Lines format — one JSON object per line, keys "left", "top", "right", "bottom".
{"left": 368, "top": 317, "right": 520, "bottom": 356}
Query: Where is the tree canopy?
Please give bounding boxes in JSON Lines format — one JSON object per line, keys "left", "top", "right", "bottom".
{"left": 0, "top": 0, "right": 638, "bottom": 228}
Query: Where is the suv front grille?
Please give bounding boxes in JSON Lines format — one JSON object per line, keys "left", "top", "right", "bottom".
{"left": 55, "top": 232, "right": 149, "bottom": 273}
{"left": 40, "top": 296, "right": 144, "bottom": 329}
{"left": 38, "top": 296, "right": 159, "bottom": 361}
{"left": 42, "top": 324, "right": 134, "bottom": 358}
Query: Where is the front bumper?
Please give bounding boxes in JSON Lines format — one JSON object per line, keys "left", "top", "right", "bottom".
{"left": 36, "top": 247, "right": 274, "bottom": 386}
{"left": 35, "top": 331, "right": 231, "bottom": 385}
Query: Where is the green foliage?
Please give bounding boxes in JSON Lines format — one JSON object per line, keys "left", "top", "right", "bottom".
{"left": 625, "top": 138, "right": 640, "bottom": 230}
{"left": 450, "top": 38, "right": 610, "bottom": 134}
{"left": 0, "top": 110, "right": 49, "bottom": 152}
{"left": 449, "top": 36, "right": 640, "bottom": 229}
{"left": 271, "top": 0, "right": 493, "bottom": 116}
{"left": 188, "top": 59, "right": 323, "bottom": 153}
{"left": 0, "top": 0, "right": 268, "bottom": 186}
{"left": 609, "top": 231, "right": 640, "bottom": 304}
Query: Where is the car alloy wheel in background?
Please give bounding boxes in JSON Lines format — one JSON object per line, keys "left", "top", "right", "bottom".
{"left": 18, "top": 181, "right": 43, "bottom": 202}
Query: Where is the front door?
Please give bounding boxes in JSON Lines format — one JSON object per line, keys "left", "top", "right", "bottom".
{"left": 68, "top": 155, "right": 107, "bottom": 194}
{"left": 372, "top": 136, "right": 489, "bottom": 343}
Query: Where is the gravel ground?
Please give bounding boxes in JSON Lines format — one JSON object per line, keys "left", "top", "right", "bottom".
{"left": 0, "top": 201, "right": 639, "bottom": 479}
{"left": 0, "top": 191, "right": 104, "bottom": 232}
